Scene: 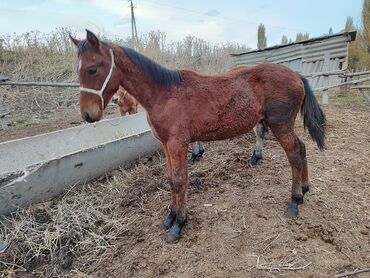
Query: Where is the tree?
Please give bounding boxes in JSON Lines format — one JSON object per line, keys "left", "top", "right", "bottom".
{"left": 257, "top": 24, "right": 267, "bottom": 49}
{"left": 359, "top": 0, "right": 370, "bottom": 54}
{"left": 328, "top": 27, "right": 333, "bottom": 35}
{"left": 345, "top": 16, "right": 359, "bottom": 68}
{"left": 295, "top": 32, "right": 303, "bottom": 42}
{"left": 296, "top": 33, "right": 304, "bottom": 41}
{"left": 296, "top": 32, "right": 309, "bottom": 42}
{"left": 344, "top": 16, "right": 355, "bottom": 32}
{"left": 281, "top": 35, "right": 288, "bottom": 45}
{"left": 346, "top": 0, "right": 370, "bottom": 69}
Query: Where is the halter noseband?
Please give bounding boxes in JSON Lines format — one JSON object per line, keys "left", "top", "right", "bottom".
{"left": 79, "top": 48, "right": 116, "bottom": 109}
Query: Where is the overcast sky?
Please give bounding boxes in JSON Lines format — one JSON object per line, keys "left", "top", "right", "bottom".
{"left": 0, "top": 0, "right": 363, "bottom": 49}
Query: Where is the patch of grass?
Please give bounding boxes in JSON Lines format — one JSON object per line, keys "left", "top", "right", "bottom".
{"left": 330, "top": 94, "right": 368, "bottom": 106}
{"left": 13, "top": 116, "right": 34, "bottom": 128}
{"left": 316, "top": 93, "right": 368, "bottom": 106}
{"left": 12, "top": 114, "right": 49, "bottom": 128}
{"left": 37, "top": 114, "right": 49, "bottom": 120}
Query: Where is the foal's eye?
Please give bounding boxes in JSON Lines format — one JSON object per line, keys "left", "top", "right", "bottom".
{"left": 89, "top": 67, "right": 97, "bottom": 75}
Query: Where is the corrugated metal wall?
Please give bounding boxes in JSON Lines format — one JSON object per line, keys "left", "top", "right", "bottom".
{"left": 233, "top": 33, "right": 353, "bottom": 89}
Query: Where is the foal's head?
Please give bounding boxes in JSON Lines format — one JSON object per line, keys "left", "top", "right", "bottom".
{"left": 70, "top": 30, "right": 121, "bottom": 122}
{"left": 112, "top": 86, "right": 127, "bottom": 105}
{"left": 113, "top": 87, "right": 139, "bottom": 117}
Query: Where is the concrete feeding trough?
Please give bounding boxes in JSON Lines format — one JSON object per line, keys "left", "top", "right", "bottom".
{"left": 0, "top": 112, "right": 162, "bottom": 215}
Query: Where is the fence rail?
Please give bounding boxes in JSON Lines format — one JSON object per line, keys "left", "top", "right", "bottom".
{"left": 314, "top": 76, "right": 370, "bottom": 92}
{"left": 0, "top": 70, "right": 369, "bottom": 105}
{"left": 0, "top": 81, "right": 79, "bottom": 88}
{"left": 1, "top": 70, "right": 369, "bottom": 89}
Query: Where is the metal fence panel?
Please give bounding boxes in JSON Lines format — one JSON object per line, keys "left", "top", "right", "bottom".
{"left": 233, "top": 32, "right": 356, "bottom": 89}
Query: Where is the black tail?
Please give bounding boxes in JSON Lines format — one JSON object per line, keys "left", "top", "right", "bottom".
{"left": 300, "top": 77, "right": 326, "bottom": 150}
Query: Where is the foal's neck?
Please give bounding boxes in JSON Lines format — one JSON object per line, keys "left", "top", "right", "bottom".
{"left": 114, "top": 47, "right": 166, "bottom": 112}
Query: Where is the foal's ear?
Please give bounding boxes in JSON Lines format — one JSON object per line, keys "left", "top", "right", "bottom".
{"left": 69, "top": 34, "right": 80, "bottom": 48}
{"left": 86, "top": 29, "right": 100, "bottom": 50}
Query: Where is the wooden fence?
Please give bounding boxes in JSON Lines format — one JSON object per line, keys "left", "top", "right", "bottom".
{"left": 0, "top": 69, "right": 369, "bottom": 106}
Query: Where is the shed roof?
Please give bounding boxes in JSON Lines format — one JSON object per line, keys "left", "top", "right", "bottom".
{"left": 231, "top": 31, "right": 356, "bottom": 57}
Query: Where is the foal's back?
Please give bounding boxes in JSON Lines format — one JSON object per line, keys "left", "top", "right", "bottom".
{"left": 168, "top": 63, "right": 304, "bottom": 142}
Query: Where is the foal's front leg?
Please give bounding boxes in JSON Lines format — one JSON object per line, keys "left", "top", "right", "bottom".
{"left": 163, "top": 140, "right": 189, "bottom": 243}
{"left": 161, "top": 145, "right": 177, "bottom": 229}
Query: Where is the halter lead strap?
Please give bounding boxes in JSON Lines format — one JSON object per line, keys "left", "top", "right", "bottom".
{"left": 79, "top": 48, "right": 116, "bottom": 109}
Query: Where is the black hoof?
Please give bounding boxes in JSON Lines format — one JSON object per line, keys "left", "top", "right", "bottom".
{"left": 165, "top": 216, "right": 186, "bottom": 244}
{"left": 188, "top": 153, "right": 203, "bottom": 165}
{"left": 188, "top": 156, "right": 196, "bottom": 165}
{"left": 287, "top": 202, "right": 299, "bottom": 216}
{"left": 303, "top": 186, "right": 310, "bottom": 195}
{"left": 161, "top": 211, "right": 176, "bottom": 230}
{"left": 250, "top": 151, "right": 262, "bottom": 166}
{"left": 166, "top": 225, "right": 182, "bottom": 243}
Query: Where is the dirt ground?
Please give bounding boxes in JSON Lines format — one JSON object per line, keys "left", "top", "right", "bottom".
{"left": 0, "top": 104, "right": 369, "bottom": 278}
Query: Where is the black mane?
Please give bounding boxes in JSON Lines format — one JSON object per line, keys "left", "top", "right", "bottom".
{"left": 77, "top": 40, "right": 182, "bottom": 87}
{"left": 121, "top": 46, "right": 182, "bottom": 88}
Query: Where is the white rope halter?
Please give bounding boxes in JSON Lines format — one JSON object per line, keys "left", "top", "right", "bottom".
{"left": 79, "top": 48, "right": 116, "bottom": 109}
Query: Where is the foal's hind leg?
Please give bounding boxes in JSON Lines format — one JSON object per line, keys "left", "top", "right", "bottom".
{"left": 270, "top": 127, "right": 306, "bottom": 216}
{"left": 299, "top": 139, "right": 311, "bottom": 195}
{"left": 250, "top": 122, "right": 266, "bottom": 166}
{"left": 188, "top": 141, "right": 205, "bottom": 165}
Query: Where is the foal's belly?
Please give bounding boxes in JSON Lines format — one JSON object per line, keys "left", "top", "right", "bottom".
{"left": 194, "top": 108, "right": 260, "bottom": 141}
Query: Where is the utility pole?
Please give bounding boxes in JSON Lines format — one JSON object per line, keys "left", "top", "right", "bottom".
{"left": 129, "top": 0, "right": 138, "bottom": 49}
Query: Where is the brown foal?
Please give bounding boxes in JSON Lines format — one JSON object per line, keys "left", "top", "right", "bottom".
{"left": 112, "top": 86, "right": 138, "bottom": 116}
{"left": 71, "top": 30, "right": 326, "bottom": 243}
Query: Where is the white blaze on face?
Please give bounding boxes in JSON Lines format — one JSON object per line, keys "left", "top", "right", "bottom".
{"left": 78, "top": 59, "right": 82, "bottom": 73}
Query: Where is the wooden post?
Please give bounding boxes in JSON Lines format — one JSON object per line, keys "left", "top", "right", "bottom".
{"left": 340, "top": 46, "right": 348, "bottom": 96}
{"left": 0, "top": 94, "right": 10, "bottom": 130}
{"left": 322, "top": 52, "right": 330, "bottom": 104}
{"left": 322, "top": 91, "right": 329, "bottom": 104}
{"left": 359, "top": 89, "right": 370, "bottom": 104}
{"left": 350, "top": 85, "right": 370, "bottom": 104}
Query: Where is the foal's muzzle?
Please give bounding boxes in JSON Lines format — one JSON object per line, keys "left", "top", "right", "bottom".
{"left": 83, "top": 112, "right": 101, "bottom": 123}
{"left": 112, "top": 97, "right": 119, "bottom": 104}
